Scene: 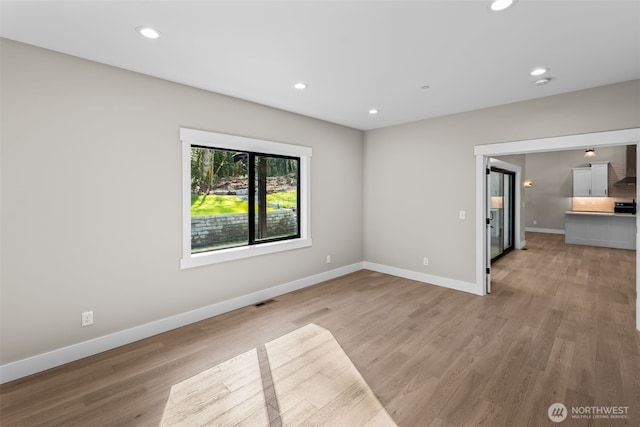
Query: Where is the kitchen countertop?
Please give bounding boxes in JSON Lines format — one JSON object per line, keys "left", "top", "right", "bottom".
{"left": 566, "top": 210, "right": 636, "bottom": 217}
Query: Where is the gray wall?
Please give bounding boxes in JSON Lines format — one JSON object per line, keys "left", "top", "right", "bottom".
{"left": 0, "top": 39, "right": 364, "bottom": 364}
{"left": 364, "top": 80, "right": 640, "bottom": 284}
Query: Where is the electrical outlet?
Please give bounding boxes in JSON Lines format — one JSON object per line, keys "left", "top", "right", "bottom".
{"left": 459, "top": 210, "right": 466, "bottom": 220}
{"left": 81, "top": 311, "right": 93, "bottom": 327}
{"left": 326, "top": 255, "right": 331, "bottom": 264}
{"left": 533, "top": 220, "right": 537, "bottom": 225}
{"left": 423, "top": 257, "right": 429, "bottom": 266}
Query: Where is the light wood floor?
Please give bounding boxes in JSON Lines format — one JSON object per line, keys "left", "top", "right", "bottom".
{"left": 159, "top": 323, "right": 395, "bottom": 426}
{"left": 1, "top": 233, "right": 638, "bottom": 426}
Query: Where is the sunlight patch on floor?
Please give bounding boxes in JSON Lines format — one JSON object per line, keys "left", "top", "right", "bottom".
{"left": 160, "top": 347, "right": 269, "bottom": 426}
{"left": 160, "top": 323, "right": 396, "bottom": 426}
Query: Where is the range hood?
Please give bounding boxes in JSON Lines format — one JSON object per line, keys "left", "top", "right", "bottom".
{"left": 615, "top": 145, "right": 637, "bottom": 186}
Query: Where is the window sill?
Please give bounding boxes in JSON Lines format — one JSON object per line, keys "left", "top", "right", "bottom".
{"left": 180, "top": 238, "right": 312, "bottom": 269}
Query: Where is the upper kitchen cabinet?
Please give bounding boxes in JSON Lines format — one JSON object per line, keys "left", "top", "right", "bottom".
{"left": 572, "top": 161, "right": 609, "bottom": 197}
{"left": 590, "top": 161, "right": 609, "bottom": 196}
{"left": 573, "top": 167, "right": 592, "bottom": 196}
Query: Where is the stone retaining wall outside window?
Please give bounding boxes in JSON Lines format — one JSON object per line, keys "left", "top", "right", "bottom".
{"left": 192, "top": 210, "right": 298, "bottom": 252}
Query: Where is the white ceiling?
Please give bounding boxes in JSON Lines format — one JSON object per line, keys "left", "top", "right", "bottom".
{"left": 2, "top": 0, "right": 639, "bottom": 130}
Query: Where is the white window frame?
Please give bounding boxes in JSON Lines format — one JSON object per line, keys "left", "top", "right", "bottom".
{"left": 180, "top": 128, "right": 312, "bottom": 269}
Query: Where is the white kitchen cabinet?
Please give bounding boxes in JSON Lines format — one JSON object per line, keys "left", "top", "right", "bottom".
{"left": 573, "top": 167, "right": 592, "bottom": 197}
{"left": 565, "top": 212, "right": 635, "bottom": 250}
{"left": 572, "top": 162, "right": 609, "bottom": 197}
{"left": 590, "top": 161, "right": 609, "bottom": 196}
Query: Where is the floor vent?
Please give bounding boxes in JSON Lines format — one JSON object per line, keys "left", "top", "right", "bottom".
{"left": 255, "top": 299, "right": 277, "bottom": 307}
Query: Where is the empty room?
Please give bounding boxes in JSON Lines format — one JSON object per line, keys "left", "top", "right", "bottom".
{"left": 1, "top": 1, "right": 639, "bottom": 426}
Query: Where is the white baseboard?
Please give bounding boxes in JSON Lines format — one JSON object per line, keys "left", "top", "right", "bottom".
{"left": 362, "top": 262, "right": 483, "bottom": 296}
{"left": 0, "top": 263, "right": 363, "bottom": 384}
{"left": 525, "top": 227, "right": 565, "bottom": 235}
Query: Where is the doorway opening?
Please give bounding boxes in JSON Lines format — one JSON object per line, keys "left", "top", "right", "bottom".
{"left": 474, "top": 128, "right": 640, "bottom": 331}
{"left": 490, "top": 167, "right": 515, "bottom": 261}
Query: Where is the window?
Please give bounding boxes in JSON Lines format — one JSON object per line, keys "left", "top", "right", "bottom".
{"left": 181, "top": 128, "right": 311, "bottom": 268}
{"left": 190, "top": 147, "right": 300, "bottom": 251}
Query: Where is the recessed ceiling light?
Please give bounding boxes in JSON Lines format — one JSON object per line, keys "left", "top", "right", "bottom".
{"left": 534, "top": 78, "right": 551, "bottom": 86}
{"left": 490, "top": 0, "right": 516, "bottom": 11}
{"left": 294, "top": 82, "right": 308, "bottom": 90}
{"left": 136, "top": 26, "right": 160, "bottom": 39}
{"left": 369, "top": 109, "right": 379, "bottom": 115}
{"left": 530, "top": 67, "right": 549, "bottom": 76}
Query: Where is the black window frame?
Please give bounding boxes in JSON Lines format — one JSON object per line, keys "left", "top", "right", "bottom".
{"left": 247, "top": 151, "right": 301, "bottom": 246}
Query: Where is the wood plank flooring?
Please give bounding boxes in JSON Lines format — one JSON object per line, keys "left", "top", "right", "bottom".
{"left": 158, "top": 323, "right": 395, "bottom": 426}
{"left": 265, "top": 324, "right": 395, "bottom": 426}
{"left": 1, "top": 232, "right": 638, "bottom": 426}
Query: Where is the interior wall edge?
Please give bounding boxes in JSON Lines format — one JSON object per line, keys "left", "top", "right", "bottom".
{"left": 0, "top": 262, "right": 364, "bottom": 384}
